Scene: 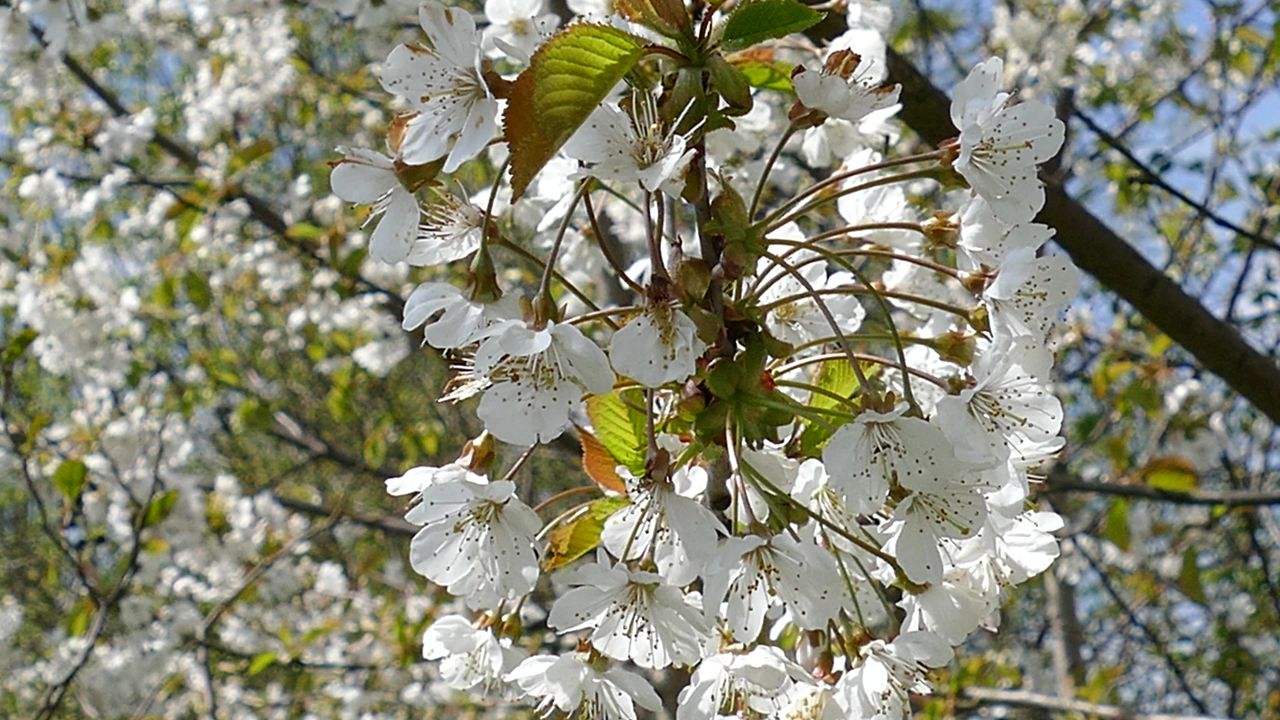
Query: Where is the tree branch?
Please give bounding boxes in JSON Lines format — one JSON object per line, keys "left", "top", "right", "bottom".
{"left": 885, "top": 48, "right": 1280, "bottom": 425}
{"left": 1072, "top": 108, "right": 1279, "bottom": 252}
{"left": 1071, "top": 538, "right": 1209, "bottom": 713}
{"left": 960, "top": 686, "right": 1216, "bottom": 720}
{"left": 1045, "top": 471, "right": 1280, "bottom": 507}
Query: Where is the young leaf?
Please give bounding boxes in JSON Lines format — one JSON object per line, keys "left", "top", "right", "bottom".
{"left": 505, "top": 24, "right": 646, "bottom": 198}
{"left": 617, "top": 0, "right": 691, "bottom": 38}
{"left": 798, "top": 360, "right": 874, "bottom": 455}
{"left": 1140, "top": 456, "right": 1198, "bottom": 493}
{"left": 543, "top": 497, "right": 631, "bottom": 570}
{"left": 1102, "top": 499, "right": 1131, "bottom": 551}
{"left": 734, "top": 58, "right": 794, "bottom": 91}
{"left": 248, "top": 651, "right": 278, "bottom": 676}
{"left": 144, "top": 490, "right": 180, "bottom": 528}
{"left": 52, "top": 459, "right": 88, "bottom": 501}
{"left": 585, "top": 390, "right": 649, "bottom": 475}
{"left": 578, "top": 427, "right": 629, "bottom": 494}
{"left": 1178, "top": 547, "right": 1206, "bottom": 605}
{"left": 720, "top": 0, "right": 824, "bottom": 53}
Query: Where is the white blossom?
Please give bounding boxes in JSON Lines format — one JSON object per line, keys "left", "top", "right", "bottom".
{"left": 794, "top": 49, "right": 901, "bottom": 124}
{"left": 421, "top": 615, "right": 524, "bottom": 689}
{"left": 950, "top": 57, "right": 1065, "bottom": 224}
{"left": 677, "top": 646, "right": 808, "bottom": 720}
{"left": 329, "top": 147, "right": 421, "bottom": 264}
{"left": 470, "top": 319, "right": 615, "bottom": 445}
{"left": 506, "top": 653, "right": 662, "bottom": 720}
{"left": 564, "top": 92, "right": 697, "bottom": 193}
{"left": 702, "top": 533, "right": 848, "bottom": 642}
{"left": 548, "top": 560, "right": 710, "bottom": 669}
{"left": 608, "top": 305, "right": 706, "bottom": 388}
{"left": 405, "top": 474, "right": 541, "bottom": 608}
{"left": 379, "top": 1, "right": 499, "bottom": 171}
{"left": 601, "top": 466, "right": 724, "bottom": 586}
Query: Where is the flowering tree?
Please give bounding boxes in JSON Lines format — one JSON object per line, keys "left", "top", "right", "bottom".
{"left": 1, "top": 0, "right": 1277, "bottom": 718}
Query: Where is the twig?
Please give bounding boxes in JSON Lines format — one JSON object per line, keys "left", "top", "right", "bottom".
{"left": 1071, "top": 538, "right": 1209, "bottom": 713}
{"left": 1045, "top": 472, "right": 1280, "bottom": 507}
{"left": 1073, "top": 109, "right": 1279, "bottom": 252}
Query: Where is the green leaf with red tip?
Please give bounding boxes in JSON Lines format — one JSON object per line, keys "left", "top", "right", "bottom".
{"left": 504, "top": 24, "right": 647, "bottom": 199}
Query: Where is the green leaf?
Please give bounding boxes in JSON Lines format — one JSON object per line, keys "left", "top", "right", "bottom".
{"left": 247, "top": 651, "right": 278, "bottom": 676}
{"left": 65, "top": 596, "right": 94, "bottom": 637}
{"left": 543, "top": 496, "right": 630, "bottom": 570}
{"left": 585, "top": 390, "right": 648, "bottom": 475}
{"left": 2, "top": 328, "right": 38, "bottom": 366}
{"left": 183, "top": 271, "right": 212, "bottom": 311}
{"left": 798, "top": 360, "right": 871, "bottom": 456}
{"left": 228, "top": 138, "right": 274, "bottom": 176}
{"left": 720, "top": 0, "right": 824, "bottom": 52}
{"left": 1178, "top": 547, "right": 1206, "bottom": 604}
{"left": 1141, "top": 457, "right": 1198, "bottom": 494}
{"left": 1102, "top": 499, "right": 1130, "bottom": 551}
{"left": 735, "top": 58, "right": 794, "bottom": 91}
{"left": 707, "top": 54, "right": 753, "bottom": 113}
{"left": 235, "top": 398, "right": 275, "bottom": 433}
{"left": 144, "top": 490, "right": 179, "bottom": 528}
{"left": 286, "top": 222, "right": 326, "bottom": 242}
{"left": 505, "top": 24, "right": 646, "bottom": 198}
{"left": 52, "top": 459, "right": 88, "bottom": 501}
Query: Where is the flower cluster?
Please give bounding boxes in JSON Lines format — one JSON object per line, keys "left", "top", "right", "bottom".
{"left": 333, "top": 0, "right": 1078, "bottom": 716}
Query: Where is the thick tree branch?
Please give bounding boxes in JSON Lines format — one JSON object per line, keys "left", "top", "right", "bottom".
{"left": 885, "top": 48, "right": 1280, "bottom": 425}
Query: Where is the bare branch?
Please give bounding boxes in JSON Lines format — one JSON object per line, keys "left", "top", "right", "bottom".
{"left": 1045, "top": 468, "right": 1280, "bottom": 507}
{"left": 1072, "top": 109, "right": 1279, "bottom": 252}
{"left": 1071, "top": 538, "right": 1209, "bottom": 713}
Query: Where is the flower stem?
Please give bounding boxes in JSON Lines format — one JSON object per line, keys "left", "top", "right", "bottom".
{"left": 767, "top": 150, "right": 941, "bottom": 226}
{"left": 584, "top": 189, "right": 644, "bottom": 295}
{"left": 759, "top": 249, "right": 876, "bottom": 399}
{"left": 749, "top": 123, "right": 798, "bottom": 220}
{"left": 766, "top": 168, "right": 940, "bottom": 231}
{"left": 536, "top": 183, "right": 589, "bottom": 305}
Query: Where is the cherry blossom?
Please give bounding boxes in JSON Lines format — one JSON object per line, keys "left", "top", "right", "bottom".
{"left": 378, "top": 1, "right": 499, "bottom": 171}
{"left": 481, "top": 0, "right": 558, "bottom": 61}
{"left": 608, "top": 304, "right": 706, "bottom": 388}
{"left": 949, "top": 57, "right": 1065, "bottom": 225}
{"left": 421, "top": 615, "right": 525, "bottom": 689}
{"left": 793, "top": 49, "right": 902, "bottom": 125}
{"left": 702, "top": 533, "right": 848, "bottom": 642}
{"left": 983, "top": 246, "right": 1081, "bottom": 342}
{"left": 547, "top": 559, "right": 711, "bottom": 669}
{"left": 934, "top": 337, "right": 1064, "bottom": 464}
{"left": 601, "top": 466, "right": 724, "bottom": 586}
{"left": 470, "top": 319, "right": 615, "bottom": 446}
{"left": 329, "top": 147, "right": 422, "bottom": 264}
{"left": 676, "top": 646, "right": 809, "bottom": 720}
{"left": 563, "top": 92, "right": 697, "bottom": 193}
{"left": 405, "top": 474, "right": 541, "bottom": 608}
{"left": 506, "top": 653, "right": 663, "bottom": 720}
